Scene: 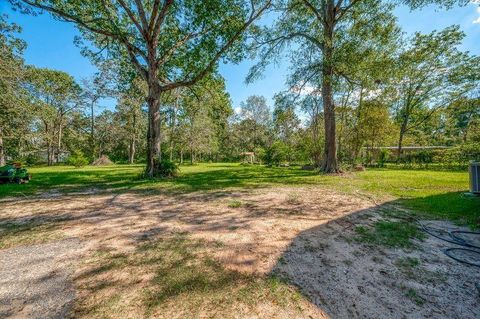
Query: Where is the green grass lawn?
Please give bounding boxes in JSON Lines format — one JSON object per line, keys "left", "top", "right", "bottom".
{"left": 1, "top": 163, "right": 478, "bottom": 227}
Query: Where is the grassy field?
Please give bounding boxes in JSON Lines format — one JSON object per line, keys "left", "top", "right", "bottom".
{"left": 1, "top": 163, "right": 479, "bottom": 318}
{"left": 1, "top": 163, "right": 478, "bottom": 227}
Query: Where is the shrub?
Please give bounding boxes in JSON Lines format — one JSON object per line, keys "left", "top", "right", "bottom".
{"left": 156, "top": 159, "right": 179, "bottom": 178}
{"left": 254, "top": 147, "right": 266, "bottom": 164}
{"left": 378, "top": 149, "right": 389, "bottom": 168}
{"left": 264, "top": 141, "right": 288, "bottom": 166}
{"left": 67, "top": 150, "right": 89, "bottom": 168}
{"left": 448, "top": 143, "right": 480, "bottom": 162}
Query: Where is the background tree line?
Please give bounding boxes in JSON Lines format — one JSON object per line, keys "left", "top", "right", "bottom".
{"left": 1, "top": 0, "right": 479, "bottom": 173}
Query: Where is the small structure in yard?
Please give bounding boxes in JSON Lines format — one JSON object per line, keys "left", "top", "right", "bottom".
{"left": 240, "top": 152, "right": 255, "bottom": 164}
{"left": 92, "top": 155, "right": 114, "bottom": 166}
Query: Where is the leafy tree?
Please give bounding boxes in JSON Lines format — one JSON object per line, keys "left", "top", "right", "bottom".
{"left": 391, "top": 26, "right": 479, "bottom": 158}
{"left": 116, "top": 78, "right": 148, "bottom": 163}
{"left": 25, "top": 67, "right": 81, "bottom": 164}
{"left": 81, "top": 61, "right": 117, "bottom": 159}
{"left": 12, "top": 0, "right": 271, "bottom": 176}
{"left": 248, "top": 0, "right": 468, "bottom": 172}
{"left": 177, "top": 76, "right": 231, "bottom": 163}
{"left": 248, "top": 0, "right": 401, "bottom": 172}
{"left": 0, "top": 15, "right": 29, "bottom": 166}
{"left": 238, "top": 95, "right": 271, "bottom": 150}
{"left": 273, "top": 96, "right": 300, "bottom": 162}
{"left": 265, "top": 140, "right": 288, "bottom": 165}
{"left": 444, "top": 89, "right": 480, "bottom": 143}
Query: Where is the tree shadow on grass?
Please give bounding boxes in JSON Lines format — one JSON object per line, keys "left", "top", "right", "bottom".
{"left": 0, "top": 164, "right": 323, "bottom": 199}
{"left": 1, "top": 179, "right": 478, "bottom": 318}
{"left": 74, "top": 233, "right": 307, "bottom": 318}
{"left": 398, "top": 191, "right": 480, "bottom": 228}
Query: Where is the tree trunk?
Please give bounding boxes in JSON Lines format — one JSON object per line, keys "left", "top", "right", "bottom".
{"left": 90, "top": 101, "right": 95, "bottom": 159}
{"left": 397, "top": 117, "right": 408, "bottom": 162}
{"left": 180, "top": 149, "right": 183, "bottom": 164}
{"left": 56, "top": 116, "right": 63, "bottom": 164}
{"left": 145, "top": 82, "right": 162, "bottom": 177}
{"left": 169, "top": 97, "right": 178, "bottom": 162}
{"left": 129, "top": 109, "right": 137, "bottom": 164}
{"left": 311, "top": 111, "right": 321, "bottom": 167}
{"left": 320, "top": 6, "right": 339, "bottom": 173}
{"left": 47, "top": 142, "right": 51, "bottom": 166}
{"left": 351, "top": 87, "right": 364, "bottom": 164}
{"left": 0, "top": 127, "right": 5, "bottom": 167}
{"left": 129, "top": 138, "right": 135, "bottom": 164}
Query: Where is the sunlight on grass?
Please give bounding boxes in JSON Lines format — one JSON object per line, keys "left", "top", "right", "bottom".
{"left": 0, "top": 218, "right": 66, "bottom": 249}
{"left": 74, "top": 233, "right": 307, "bottom": 319}
{"left": 1, "top": 163, "right": 478, "bottom": 226}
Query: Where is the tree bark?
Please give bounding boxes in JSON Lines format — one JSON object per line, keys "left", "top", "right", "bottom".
{"left": 90, "top": 101, "right": 95, "bottom": 159}
{"left": 169, "top": 99, "right": 177, "bottom": 162}
{"left": 129, "top": 138, "right": 136, "bottom": 164}
{"left": 320, "top": 4, "right": 339, "bottom": 173}
{"left": 0, "top": 127, "right": 5, "bottom": 167}
{"left": 397, "top": 116, "right": 408, "bottom": 161}
{"left": 145, "top": 82, "right": 162, "bottom": 177}
{"left": 56, "top": 115, "right": 63, "bottom": 164}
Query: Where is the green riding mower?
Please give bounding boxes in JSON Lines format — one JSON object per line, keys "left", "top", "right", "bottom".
{"left": 0, "top": 163, "right": 31, "bottom": 184}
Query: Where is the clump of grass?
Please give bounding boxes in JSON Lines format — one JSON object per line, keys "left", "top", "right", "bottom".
{"left": 227, "top": 200, "right": 243, "bottom": 208}
{"left": 405, "top": 288, "right": 426, "bottom": 306}
{"left": 0, "top": 219, "right": 64, "bottom": 249}
{"left": 75, "top": 233, "right": 309, "bottom": 318}
{"left": 395, "top": 257, "right": 420, "bottom": 269}
{"left": 355, "top": 221, "right": 426, "bottom": 248}
{"left": 395, "top": 257, "right": 420, "bottom": 279}
{"left": 286, "top": 193, "right": 302, "bottom": 205}
{"left": 395, "top": 257, "right": 447, "bottom": 284}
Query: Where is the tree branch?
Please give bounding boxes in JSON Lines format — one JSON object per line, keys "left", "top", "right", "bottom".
{"left": 160, "top": 0, "right": 272, "bottom": 91}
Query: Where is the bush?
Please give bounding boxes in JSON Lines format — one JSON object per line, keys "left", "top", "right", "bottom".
{"left": 156, "top": 159, "right": 179, "bottom": 178}
{"left": 254, "top": 147, "right": 266, "bottom": 164}
{"left": 447, "top": 143, "right": 480, "bottom": 162}
{"left": 378, "top": 149, "right": 389, "bottom": 168}
{"left": 67, "top": 150, "right": 89, "bottom": 168}
{"left": 264, "top": 141, "right": 288, "bottom": 166}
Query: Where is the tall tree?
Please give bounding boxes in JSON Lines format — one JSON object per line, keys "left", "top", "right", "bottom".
{"left": 0, "top": 15, "right": 29, "bottom": 166}
{"left": 239, "top": 95, "right": 271, "bottom": 150}
{"left": 116, "top": 78, "right": 147, "bottom": 163}
{"left": 177, "top": 75, "right": 232, "bottom": 163}
{"left": 248, "top": 0, "right": 468, "bottom": 172}
{"left": 13, "top": 0, "right": 271, "bottom": 176}
{"left": 81, "top": 62, "right": 116, "bottom": 160}
{"left": 26, "top": 68, "right": 81, "bottom": 164}
{"left": 248, "top": 0, "right": 401, "bottom": 172}
{"left": 391, "top": 26, "right": 479, "bottom": 157}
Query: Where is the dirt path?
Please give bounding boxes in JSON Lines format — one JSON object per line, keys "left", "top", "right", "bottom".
{"left": 0, "top": 186, "right": 479, "bottom": 318}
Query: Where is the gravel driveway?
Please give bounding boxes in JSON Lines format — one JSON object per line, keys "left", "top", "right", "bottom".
{"left": 0, "top": 238, "right": 82, "bottom": 319}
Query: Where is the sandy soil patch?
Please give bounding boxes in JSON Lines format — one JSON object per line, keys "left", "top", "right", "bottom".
{"left": 0, "top": 186, "right": 479, "bottom": 318}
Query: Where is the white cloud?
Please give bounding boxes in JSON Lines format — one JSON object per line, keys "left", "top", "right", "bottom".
{"left": 473, "top": 4, "right": 480, "bottom": 24}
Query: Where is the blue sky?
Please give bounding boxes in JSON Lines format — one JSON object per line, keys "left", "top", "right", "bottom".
{"left": 1, "top": 1, "right": 479, "bottom": 110}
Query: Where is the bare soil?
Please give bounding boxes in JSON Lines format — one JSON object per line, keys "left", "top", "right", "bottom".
{"left": 0, "top": 186, "right": 479, "bottom": 318}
